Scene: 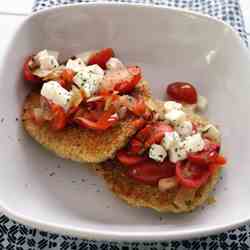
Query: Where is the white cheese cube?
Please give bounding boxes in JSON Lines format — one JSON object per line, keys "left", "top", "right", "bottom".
{"left": 161, "top": 131, "right": 180, "bottom": 150}
{"left": 106, "top": 57, "right": 125, "bottom": 70}
{"left": 34, "top": 50, "right": 59, "bottom": 70}
{"left": 196, "top": 95, "right": 208, "bottom": 112}
{"left": 164, "top": 101, "right": 183, "bottom": 113}
{"left": 41, "top": 81, "right": 72, "bottom": 111}
{"left": 176, "top": 121, "right": 193, "bottom": 137}
{"left": 202, "top": 124, "right": 221, "bottom": 143}
{"left": 149, "top": 144, "right": 167, "bottom": 162}
{"left": 66, "top": 58, "right": 86, "bottom": 72}
{"left": 165, "top": 110, "right": 186, "bottom": 125}
{"left": 169, "top": 142, "right": 188, "bottom": 163}
{"left": 183, "top": 133, "right": 205, "bottom": 153}
{"left": 73, "top": 65, "right": 104, "bottom": 97}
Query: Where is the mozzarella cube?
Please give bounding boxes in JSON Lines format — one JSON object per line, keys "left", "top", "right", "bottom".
{"left": 106, "top": 57, "right": 125, "bottom": 70}
{"left": 169, "top": 142, "right": 188, "bottom": 163}
{"left": 196, "top": 95, "right": 208, "bottom": 112}
{"left": 41, "top": 81, "right": 72, "bottom": 111}
{"left": 34, "top": 50, "right": 59, "bottom": 70}
{"left": 161, "top": 131, "right": 180, "bottom": 150}
{"left": 73, "top": 65, "right": 104, "bottom": 97}
{"left": 149, "top": 144, "right": 167, "bottom": 162}
{"left": 165, "top": 110, "right": 186, "bottom": 125}
{"left": 176, "top": 121, "right": 193, "bottom": 137}
{"left": 66, "top": 58, "right": 86, "bottom": 72}
{"left": 164, "top": 101, "right": 183, "bottom": 113}
{"left": 202, "top": 124, "right": 221, "bottom": 143}
{"left": 183, "top": 133, "right": 205, "bottom": 153}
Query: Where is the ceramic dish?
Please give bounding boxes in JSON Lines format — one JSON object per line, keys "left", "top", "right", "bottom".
{"left": 0, "top": 3, "right": 249, "bottom": 241}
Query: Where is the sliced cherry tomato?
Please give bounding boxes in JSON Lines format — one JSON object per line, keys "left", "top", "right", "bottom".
{"left": 50, "top": 104, "right": 67, "bottom": 131}
{"left": 88, "top": 48, "right": 114, "bottom": 69}
{"left": 143, "top": 109, "right": 152, "bottom": 120}
{"left": 167, "top": 82, "right": 197, "bottom": 104}
{"left": 130, "top": 98, "right": 146, "bottom": 116}
{"left": 176, "top": 162, "right": 210, "bottom": 188}
{"left": 130, "top": 118, "right": 146, "bottom": 129}
{"left": 114, "top": 66, "right": 141, "bottom": 94}
{"left": 74, "top": 107, "right": 119, "bottom": 130}
{"left": 188, "top": 140, "right": 221, "bottom": 166}
{"left": 214, "top": 155, "right": 227, "bottom": 165}
{"left": 127, "top": 160, "right": 176, "bottom": 185}
{"left": 144, "top": 123, "right": 173, "bottom": 148}
{"left": 135, "top": 124, "right": 153, "bottom": 142}
{"left": 23, "top": 57, "right": 41, "bottom": 84}
{"left": 129, "top": 138, "right": 144, "bottom": 154}
{"left": 60, "top": 69, "right": 74, "bottom": 89}
{"left": 116, "top": 150, "right": 147, "bottom": 166}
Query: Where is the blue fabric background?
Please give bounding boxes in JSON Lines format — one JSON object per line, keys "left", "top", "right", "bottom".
{"left": 1, "top": 0, "right": 248, "bottom": 249}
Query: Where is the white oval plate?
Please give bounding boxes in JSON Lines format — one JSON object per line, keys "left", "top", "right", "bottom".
{"left": 0, "top": 3, "right": 250, "bottom": 241}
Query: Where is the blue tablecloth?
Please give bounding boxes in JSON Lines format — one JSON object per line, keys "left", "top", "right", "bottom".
{"left": 1, "top": 0, "right": 248, "bottom": 249}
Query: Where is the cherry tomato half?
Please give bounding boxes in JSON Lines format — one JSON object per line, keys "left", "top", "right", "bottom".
{"left": 176, "top": 161, "right": 210, "bottom": 188}
{"left": 88, "top": 48, "right": 114, "bottom": 69}
{"left": 50, "top": 104, "right": 67, "bottom": 131}
{"left": 116, "top": 150, "right": 147, "bottom": 166}
{"left": 114, "top": 66, "right": 142, "bottom": 94}
{"left": 23, "top": 57, "right": 41, "bottom": 84}
{"left": 127, "top": 160, "right": 176, "bottom": 185}
{"left": 167, "top": 82, "right": 198, "bottom": 104}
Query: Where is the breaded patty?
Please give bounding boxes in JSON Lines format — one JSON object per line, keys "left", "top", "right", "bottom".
{"left": 22, "top": 81, "right": 151, "bottom": 163}
{"left": 94, "top": 111, "right": 221, "bottom": 213}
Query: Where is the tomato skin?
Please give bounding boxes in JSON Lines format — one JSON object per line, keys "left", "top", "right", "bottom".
{"left": 127, "top": 160, "right": 176, "bottom": 185}
{"left": 50, "top": 104, "right": 67, "bottom": 131}
{"left": 23, "top": 57, "right": 41, "bottom": 84}
{"left": 60, "top": 69, "right": 74, "bottom": 89}
{"left": 116, "top": 150, "right": 147, "bottom": 166}
{"left": 88, "top": 48, "right": 114, "bottom": 69}
{"left": 130, "top": 98, "right": 146, "bottom": 116}
{"left": 130, "top": 118, "right": 146, "bottom": 129}
{"left": 167, "top": 82, "right": 197, "bottom": 104}
{"left": 175, "top": 162, "right": 210, "bottom": 188}
{"left": 144, "top": 123, "right": 173, "bottom": 148}
{"left": 129, "top": 138, "right": 144, "bottom": 154}
{"left": 114, "top": 66, "right": 141, "bottom": 94}
{"left": 188, "top": 140, "right": 221, "bottom": 166}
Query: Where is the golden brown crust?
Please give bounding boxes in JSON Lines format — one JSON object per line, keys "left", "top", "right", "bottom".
{"left": 22, "top": 81, "right": 151, "bottom": 163}
{"left": 93, "top": 111, "right": 221, "bottom": 213}
{"left": 94, "top": 163, "right": 219, "bottom": 213}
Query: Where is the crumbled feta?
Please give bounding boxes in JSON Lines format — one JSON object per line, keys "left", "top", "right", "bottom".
{"left": 169, "top": 142, "right": 188, "bottom": 163}
{"left": 66, "top": 58, "right": 85, "bottom": 72}
{"left": 176, "top": 121, "right": 193, "bottom": 137}
{"left": 183, "top": 133, "right": 205, "bottom": 153}
{"left": 106, "top": 57, "right": 125, "bottom": 70}
{"left": 73, "top": 65, "right": 104, "bottom": 97}
{"left": 41, "top": 81, "right": 72, "bottom": 111}
{"left": 202, "top": 124, "right": 221, "bottom": 143}
{"left": 34, "top": 50, "right": 59, "bottom": 70}
{"left": 196, "top": 95, "right": 208, "bottom": 112}
{"left": 149, "top": 144, "right": 167, "bottom": 162}
{"left": 164, "top": 101, "right": 183, "bottom": 113}
{"left": 161, "top": 131, "right": 180, "bottom": 150}
{"left": 165, "top": 110, "right": 186, "bottom": 125}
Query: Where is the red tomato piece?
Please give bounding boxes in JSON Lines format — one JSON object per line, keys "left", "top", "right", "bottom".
{"left": 50, "top": 104, "right": 67, "bottom": 131}
{"left": 23, "top": 57, "right": 41, "bottom": 84}
{"left": 88, "top": 48, "right": 114, "bottom": 69}
{"left": 130, "top": 118, "right": 146, "bottom": 129}
{"left": 127, "top": 160, "right": 176, "bottom": 185}
{"left": 114, "top": 66, "right": 141, "bottom": 94}
{"left": 129, "top": 138, "right": 144, "bottom": 154}
{"left": 176, "top": 162, "right": 210, "bottom": 188}
{"left": 167, "top": 82, "right": 198, "bottom": 104}
{"left": 144, "top": 122, "right": 173, "bottom": 148}
{"left": 135, "top": 124, "right": 153, "bottom": 142}
{"left": 116, "top": 150, "right": 147, "bottom": 166}
{"left": 188, "top": 140, "right": 221, "bottom": 166}
{"left": 130, "top": 98, "right": 146, "bottom": 116}
{"left": 60, "top": 69, "right": 74, "bottom": 89}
